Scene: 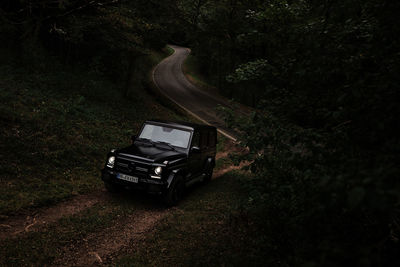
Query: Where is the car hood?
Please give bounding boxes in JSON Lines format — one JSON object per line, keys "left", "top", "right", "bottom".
{"left": 116, "top": 144, "right": 186, "bottom": 163}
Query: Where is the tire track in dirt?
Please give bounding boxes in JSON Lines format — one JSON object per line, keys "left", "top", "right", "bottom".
{"left": 50, "top": 149, "right": 244, "bottom": 266}
{"left": 1, "top": 145, "right": 242, "bottom": 265}
{"left": 52, "top": 207, "right": 168, "bottom": 266}
{"left": 0, "top": 190, "right": 110, "bottom": 240}
{"left": 0, "top": 142, "right": 242, "bottom": 242}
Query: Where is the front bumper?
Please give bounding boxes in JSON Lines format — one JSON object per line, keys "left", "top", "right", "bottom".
{"left": 101, "top": 168, "right": 168, "bottom": 194}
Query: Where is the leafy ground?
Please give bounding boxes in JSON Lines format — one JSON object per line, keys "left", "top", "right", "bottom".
{"left": 0, "top": 47, "right": 181, "bottom": 216}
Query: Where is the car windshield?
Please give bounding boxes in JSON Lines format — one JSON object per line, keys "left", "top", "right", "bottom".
{"left": 138, "top": 124, "right": 191, "bottom": 148}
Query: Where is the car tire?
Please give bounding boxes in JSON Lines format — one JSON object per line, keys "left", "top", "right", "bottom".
{"left": 203, "top": 168, "right": 214, "bottom": 183}
{"left": 104, "top": 181, "right": 121, "bottom": 193}
{"left": 203, "top": 158, "right": 215, "bottom": 183}
{"left": 163, "top": 175, "right": 185, "bottom": 207}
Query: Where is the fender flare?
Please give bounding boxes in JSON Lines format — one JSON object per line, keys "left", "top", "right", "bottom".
{"left": 166, "top": 168, "right": 185, "bottom": 189}
{"left": 204, "top": 157, "right": 215, "bottom": 172}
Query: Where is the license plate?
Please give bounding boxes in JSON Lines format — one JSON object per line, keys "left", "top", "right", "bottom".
{"left": 117, "top": 173, "right": 138, "bottom": 183}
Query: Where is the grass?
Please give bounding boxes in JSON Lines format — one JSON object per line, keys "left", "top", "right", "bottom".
{"left": 0, "top": 44, "right": 264, "bottom": 266}
{"left": 0, "top": 204, "right": 115, "bottom": 265}
{"left": 183, "top": 54, "right": 219, "bottom": 95}
{"left": 165, "top": 45, "right": 175, "bottom": 56}
{"left": 0, "top": 194, "right": 155, "bottom": 266}
{"left": 116, "top": 172, "right": 267, "bottom": 266}
{"left": 216, "top": 132, "right": 228, "bottom": 153}
{"left": 0, "top": 171, "right": 263, "bottom": 266}
{"left": 0, "top": 46, "right": 186, "bottom": 216}
{"left": 0, "top": 168, "right": 263, "bottom": 266}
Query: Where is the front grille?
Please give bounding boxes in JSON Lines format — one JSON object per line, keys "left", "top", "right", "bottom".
{"left": 115, "top": 156, "right": 150, "bottom": 176}
{"left": 136, "top": 166, "right": 148, "bottom": 172}
{"left": 116, "top": 162, "right": 129, "bottom": 172}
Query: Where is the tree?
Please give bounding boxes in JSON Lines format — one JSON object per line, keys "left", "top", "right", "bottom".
{"left": 194, "top": 0, "right": 400, "bottom": 265}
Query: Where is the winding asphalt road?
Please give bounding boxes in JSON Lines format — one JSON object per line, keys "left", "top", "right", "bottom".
{"left": 152, "top": 45, "right": 237, "bottom": 141}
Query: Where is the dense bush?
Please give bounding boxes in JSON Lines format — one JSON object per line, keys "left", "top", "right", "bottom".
{"left": 197, "top": 0, "right": 400, "bottom": 265}
{"left": 224, "top": 107, "right": 399, "bottom": 266}
{"left": 0, "top": 0, "right": 177, "bottom": 95}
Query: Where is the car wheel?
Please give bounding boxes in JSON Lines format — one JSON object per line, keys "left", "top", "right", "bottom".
{"left": 104, "top": 181, "right": 121, "bottom": 193}
{"left": 163, "top": 176, "right": 185, "bottom": 207}
{"left": 203, "top": 167, "right": 214, "bottom": 183}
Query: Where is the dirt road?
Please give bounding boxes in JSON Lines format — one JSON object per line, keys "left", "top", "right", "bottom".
{"left": 153, "top": 45, "right": 237, "bottom": 141}
{"left": 0, "top": 149, "right": 240, "bottom": 266}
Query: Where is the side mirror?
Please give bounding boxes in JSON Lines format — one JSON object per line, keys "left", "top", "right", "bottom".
{"left": 131, "top": 135, "right": 136, "bottom": 143}
{"left": 191, "top": 146, "right": 201, "bottom": 153}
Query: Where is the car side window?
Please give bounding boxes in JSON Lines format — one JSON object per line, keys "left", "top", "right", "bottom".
{"left": 192, "top": 132, "right": 200, "bottom": 147}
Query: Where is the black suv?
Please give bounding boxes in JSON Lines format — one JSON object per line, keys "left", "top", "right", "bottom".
{"left": 101, "top": 120, "right": 217, "bottom": 206}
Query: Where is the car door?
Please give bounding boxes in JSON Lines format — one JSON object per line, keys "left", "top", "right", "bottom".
{"left": 200, "top": 130, "right": 209, "bottom": 167}
{"left": 188, "top": 131, "right": 203, "bottom": 179}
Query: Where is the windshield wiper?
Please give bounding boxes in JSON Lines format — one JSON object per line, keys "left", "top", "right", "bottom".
{"left": 154, "top": 141, "right": 176, "bottom": 151}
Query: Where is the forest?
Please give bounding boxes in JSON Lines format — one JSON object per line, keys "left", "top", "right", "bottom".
{"left": 1, "top": 0, "right": 399, "bottom": 266}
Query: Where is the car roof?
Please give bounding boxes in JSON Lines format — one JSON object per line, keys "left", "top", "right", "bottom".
{"left": 145, "top": 119, "right": 216, "bottom": 131}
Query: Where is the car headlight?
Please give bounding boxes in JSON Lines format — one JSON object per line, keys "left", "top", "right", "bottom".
{"left": 107, "top": 156, "right": 115, "bottom": 168}
{"left": 154, "top": 166, "right": 162, "bottom": 175}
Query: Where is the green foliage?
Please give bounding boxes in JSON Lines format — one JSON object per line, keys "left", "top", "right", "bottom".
{"left": 226, "top": 59, "right": 272, "bottom": 82}
{"left": 189, "top": 0, "right": 400, "bottom": 266}
{"left": 0, "top": 46, "right": 178, "bottom": 215}
{"left": 0, "top": 0, "right": 187, "bottom": 215}
{"left": 0, "top": 0, "right": 180, "bottom": 91}
{"left": 226, "top": 106, "right": 399, "bottom": 266}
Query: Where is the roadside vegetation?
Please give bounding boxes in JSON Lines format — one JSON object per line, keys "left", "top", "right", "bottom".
{"left": 0, "top": 48, "right": 181, "bottom": 216}
{"left": 183, "top": 54, "right": 217, "bottom": 95}
{"left": 179, "top": 0, "right": 400, "bottom": 266}
{"left": 1, "top": 0, "right": 399, "bottom": 266}
{"left": 0, "top": 1, "right": 182, "bottom": 216}
{"left": 0, "top": 1, "right": 247, "bottom": 265}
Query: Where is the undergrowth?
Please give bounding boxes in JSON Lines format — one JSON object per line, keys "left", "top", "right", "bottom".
{"left": 0, "top": 47, "right": 183, "bottom": 216}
